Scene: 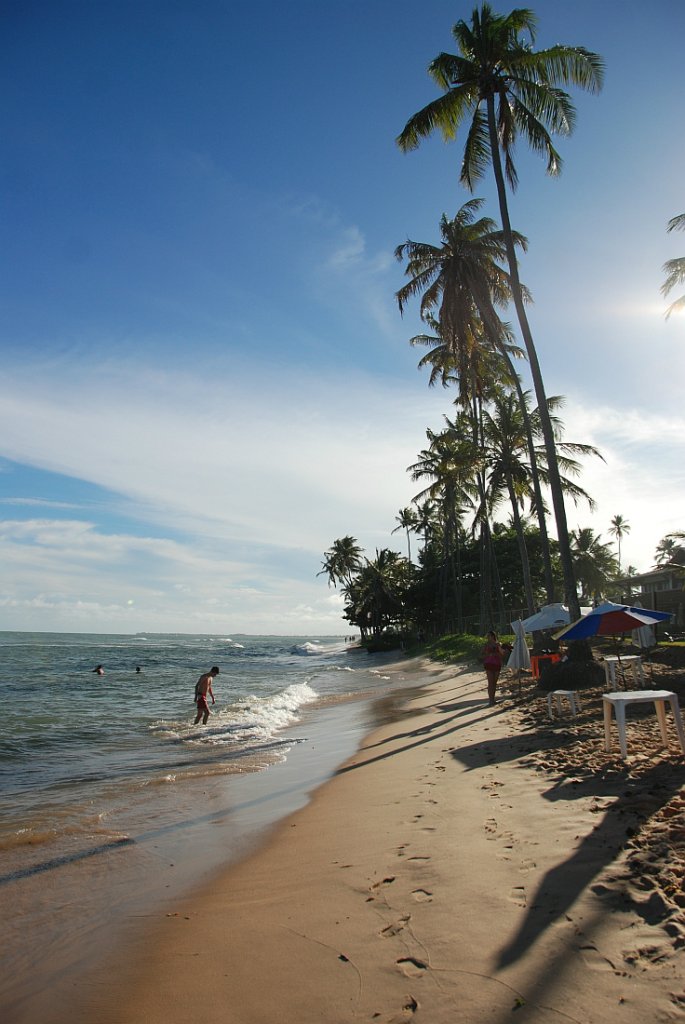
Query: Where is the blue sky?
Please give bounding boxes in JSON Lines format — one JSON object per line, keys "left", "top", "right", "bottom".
{"left": 1, "top": 0, "right": 683, "bottom": 634}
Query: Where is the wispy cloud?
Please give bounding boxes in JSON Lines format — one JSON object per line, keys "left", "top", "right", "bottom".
{"left": 1, "top": 497, "right": 83, "bottom": 509}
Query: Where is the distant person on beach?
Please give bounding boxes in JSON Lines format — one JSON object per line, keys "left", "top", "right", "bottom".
{"left": 480, "top": 632, "right": 504, "bottom": 707}
{"left": 194, "top": 667, "right": 219, "bottom": 725}
{"left": 92, "top": 664, "right": 104, "bottom": 676}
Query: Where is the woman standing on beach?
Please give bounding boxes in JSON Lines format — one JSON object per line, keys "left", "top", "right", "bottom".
{"left": 481, "top": 631, "right": 504, "bottom": 706}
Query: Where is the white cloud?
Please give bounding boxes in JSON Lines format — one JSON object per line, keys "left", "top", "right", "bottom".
{"left": 551, "top": 398, "right": 685, "bottom": 572}
{"left": 0, "top": 354, "right": 448, "bottom": 632}
{"left": 1, "top": 342, "right": 682, "bottom": 633}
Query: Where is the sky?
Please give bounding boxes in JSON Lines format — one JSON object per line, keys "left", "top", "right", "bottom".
{"left": 1, "top": 0, "right": 683, "bottom": 636}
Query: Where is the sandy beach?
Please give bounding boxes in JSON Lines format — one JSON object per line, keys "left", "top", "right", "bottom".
{"left": 29, "top": 655, "right": 685, "bottom": 1023}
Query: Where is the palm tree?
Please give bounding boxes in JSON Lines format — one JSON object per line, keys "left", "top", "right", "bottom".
{"left": 395, "top": 200, "right": 558, "bottom": 599}
{"left": 409, "top": 425, "right": 478, "bottom": 631}
{"left": 413, "top": 499, "right": 439, "bottom": 555}
{"left": 570, "top": 528, "right": 618, "bottom": 603}
{"left": 392, "top": 507, "right": 418, "bottom": 563}
{"left": 608, "top": 514, "right": 631, "bottom": 575}
{"left": 654, "top": 534, "right": 685, "bottom": 567}
{"left": 397, "top": 2, "right": 604, "bottom": 618}
{"left": 318, "top": 536, "right": 363, "bottom": 590}
{"left": 352, "top": 549, "right": 407, "bottom": 637}
{"left": 662, "top": 213, "right": 685, "bottom": 319}
{"left": 479, "top": 390, "right": 600, "bottom": 615}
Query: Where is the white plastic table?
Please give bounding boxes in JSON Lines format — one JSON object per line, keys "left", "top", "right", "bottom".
{"left": 603, "top": 690, "right": 685, "bottom": 759}
{"left": 602, "top": 655, "right": 645, "bottom": 690}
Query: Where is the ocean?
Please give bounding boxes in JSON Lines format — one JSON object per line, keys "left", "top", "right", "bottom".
{"left": 0, "top": 630, "right": 421, "bottom": 1023}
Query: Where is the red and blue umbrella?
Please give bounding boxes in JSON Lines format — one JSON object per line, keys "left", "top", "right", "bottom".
{"left": 554, "top": 601, "right": 671, "bottom": 640}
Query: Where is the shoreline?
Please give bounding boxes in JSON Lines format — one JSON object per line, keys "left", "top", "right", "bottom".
{"left": 36, "top": 655, "right": 685, "bottom": 1023}
{"left": 1, "top": 653, "right": 440, "bottom": 1024}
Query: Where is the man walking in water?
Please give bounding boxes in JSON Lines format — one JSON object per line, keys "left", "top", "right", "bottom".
{"left": 194, "top": 666, "right": 219, "bottom": 725}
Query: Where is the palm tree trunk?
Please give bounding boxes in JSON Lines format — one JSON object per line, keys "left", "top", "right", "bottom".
{"left": 477, "top": 295, "right": 556, "bottom": 600}
{"left": 506, "top": 476, "right": 535, "bottom": 615}
{"left": 485, "top": 94, "right": 580, "bottom": 619}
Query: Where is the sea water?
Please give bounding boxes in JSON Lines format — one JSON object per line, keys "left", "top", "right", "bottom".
{"left": 0, "top": 631, "right": 416, "bottom": 1022}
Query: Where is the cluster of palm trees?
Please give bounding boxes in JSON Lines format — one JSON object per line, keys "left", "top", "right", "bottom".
{"left": 318, "top": 6, "right": 679, "bottom": 642}
{"left": 318, "top": 537, "right": 411, "bottom": 641}
{"left": 319, "top": 513, "right": 636, "bottom": 642}
{"left": 395, "top": 3, "right": 604, "bottom": 620}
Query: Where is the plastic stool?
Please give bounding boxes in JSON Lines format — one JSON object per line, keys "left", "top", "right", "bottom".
{"left": 547, "top": 689, "right": 580, "bottom": 720}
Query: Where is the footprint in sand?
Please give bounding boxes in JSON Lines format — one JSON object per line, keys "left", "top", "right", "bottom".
{"left": 407, "top": 855, "right": 430, "bottom": 863}
{"left": 509, "top": 886, "right": 527, "bottom": 907}
{"left": 579, "top": 944, "right": 618, "bottom": 973}
{"left": 380, "top": 915, "right": 411, "bottom": 938}
{"left": 397, "top": 957, "right": 428, "bottom": 978}
{"left": 412, "top": 888, "right": 433, "bottom": 902}
{"left": 371, "top": 996, "right": 419, "bottom": 1022}
{"left": 484, "top": 818, "right": 498, "bottom": 837}
{"left": 623, "top": 944, "right": 669, "bottom": 967}
{"left": 370, "top": 876, "right": 396, "bottom": 894}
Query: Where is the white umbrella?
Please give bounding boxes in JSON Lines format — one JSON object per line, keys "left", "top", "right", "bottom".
{"left": 507, "top": 619, "right": 531, "bottom": 671}
{"left": 521, "top": 603, "right": 592, "bottom": 633}
{"left": 507, "top": 619, "right": 531, "bottom": 695}
{"left": 521, "top": 603, "right": 572, "bottom": 632}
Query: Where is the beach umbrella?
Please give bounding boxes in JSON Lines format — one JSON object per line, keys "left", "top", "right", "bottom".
{"left": 520, "top": 603, "right": 590, "bottom": 633}
{"left": 521, "top": 603, "right": 570, "bottom": 632}
{"left": 553, "top": 602, "right": 671, "bottom": 641}
{"left": 507, "top": 620, "right": 531, "bottom": 671}
{"left": 631, "top": 601, "right": 656, "bottom": 650}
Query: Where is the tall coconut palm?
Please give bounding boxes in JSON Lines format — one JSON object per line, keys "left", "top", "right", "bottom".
{"left": 397, "top": 2, "right": 603, "bottom": 618}
{"left": 395, "top": 200, "right": 556, "bottom": 598}
{"left": 570, "top": 528, "right": 618, "bottom": 604}
{"left": 481, "top": 391, "right": 601, "bottom": 614}
{"left": 662, "top": 213, "right": 685, "bottom": 319}
{"left": 392, "top": 507, "right": 418, "bottom": 563}
{"left": 409, "top": 427, "right": 477, "bottom": 631}
{"left": 318, "top": 536, "right": 363, "bottom": 591}
{"left": 608, "top": 514, "right": 631, "bottom": 575}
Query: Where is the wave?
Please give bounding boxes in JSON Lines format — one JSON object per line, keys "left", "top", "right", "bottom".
{"left": 152, "top": 680, "right": 318, "bottom": 750}
{"left": 290, "top": 640, "right": 348, "bottom": 657}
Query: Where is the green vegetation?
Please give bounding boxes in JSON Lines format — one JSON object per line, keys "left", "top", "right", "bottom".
{"left": 423, "top": 632, "right": 496, "bottom": 664}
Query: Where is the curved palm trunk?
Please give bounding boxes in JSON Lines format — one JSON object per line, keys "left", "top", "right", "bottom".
{"left": 488, "top": 523, "right": 507, "bottom": 630}
{"left": 506, "top": 475, "right": 535, "bottom": 615}
{"left": 507, "top": 367, "right": 555, "bottom": 601}
{"left": 485, "top": 94, "right": 580, "bottom": 619}
{"left": 472, "top": 396, "right": 496, "bottom": 631}
{"left": 479, "top": 522, "right": 494, "bottom": 632}
{"left": 477, "top": 296, "right": 556, "bottom": 600}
